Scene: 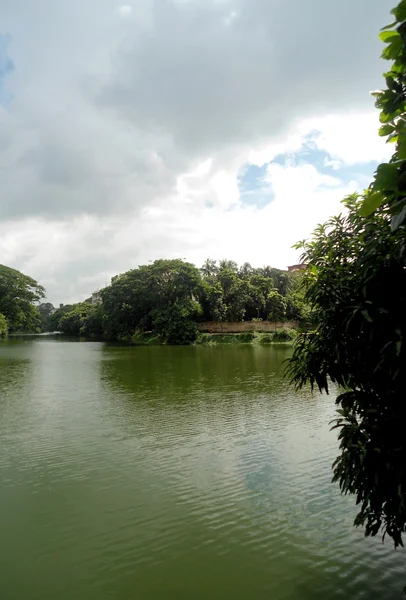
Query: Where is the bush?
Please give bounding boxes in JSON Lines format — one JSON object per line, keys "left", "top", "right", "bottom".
{"left": 0, "top": 312, "right": 8, "bottom": 337}
{"left": 273, "top": 327, "right": 296, "bottom": 342}
{"left": 259, "top": 334, "right": 272, "bottom": 344}
{"left": 238, "top": 331, "right": 255, "bottom": 342}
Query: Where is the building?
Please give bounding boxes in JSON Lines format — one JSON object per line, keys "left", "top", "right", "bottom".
{"left": 287, "top": 263, "right": 307, "bottom": 272}
{"left": 84, "top": 291, "right": 102, "bottom": 305}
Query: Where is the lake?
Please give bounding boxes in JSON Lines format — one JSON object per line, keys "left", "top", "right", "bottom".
{"left": 0, "top": 339, "right": 403, "bottom": 599}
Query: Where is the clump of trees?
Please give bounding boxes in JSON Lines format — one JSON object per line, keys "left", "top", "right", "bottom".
{"left": 45, "top": 258, "right": 309, "bottom": 344}
{"left": 288, "top": 0, "right": 406, "bottom": 553}
{"left": 0, "top": 264, "right": 45, "bottom": 334}
{"left": 99, "top": 258, "right": 308, "bottom": 344}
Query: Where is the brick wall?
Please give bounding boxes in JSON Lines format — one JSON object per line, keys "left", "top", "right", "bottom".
{"left": 198, "top": 321, "right": 298, "bottom": 333}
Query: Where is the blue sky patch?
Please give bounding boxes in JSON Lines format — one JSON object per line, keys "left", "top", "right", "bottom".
{"left": 238, "top": 139, "right": 379, "bottom": 207}
{"left": 0, "top": 34, "right": 14, "bottom": 108}
{"left": 238, "top": 163, "right": 275, "bottom": 208}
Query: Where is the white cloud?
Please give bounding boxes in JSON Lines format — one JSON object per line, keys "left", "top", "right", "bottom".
{"left": 305, "top": 113, "right": 393, "bottom": 165}
{"left": 0, "top": 0, "right": 396, "bottom": 303}
{"left": 117, "top": 5, "right": 132, "bottom": 17}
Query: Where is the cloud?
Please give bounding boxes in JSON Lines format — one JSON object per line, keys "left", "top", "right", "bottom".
{"left": 0, "top": 0, "right": 396, "bottom": 302}
{"left": 117, "top": 5, "right": 133, "bottom": 17}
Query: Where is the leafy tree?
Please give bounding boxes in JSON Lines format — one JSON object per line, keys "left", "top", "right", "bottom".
{"left": 48, "top": 304, "right": 73, "bottom": 332}
{"left": 151, "top": 299, "right": 202, "bottom": 344}
{"left": 200, "top": 259, "right": 219, "bottom": 281}
{"left": 287, "top": 194, "right": 406, "bottom": 548}
{"left": 238, "top": 262, "right": 255, "bottom": 279}
{"left": 245, "top": 275, "right": 275, "bottom": 320}
{"left": 201, "top": 281, "right": 227, "bottom": 322}
{"left": 57, "top": 303, "right": 103, "bottom": 337}
{"left": 267, "top": 290, "right": 287, "bottom": 322}
{"left": 0, "top": 313, "right": 7, "bottom": 337}
{"left": 101, "top": 259, "right": 204, "bottom": 342}
{"left": 219, "top": 259, "right": 238, "bottom": 273}
{"left": 359, "top": 0, "right": 406, "bottom": 230}
{"left": 287, "top": 2, "right": 406, "bottom": 552}
{"left": 0, "top": 264, "right": 45, "bottom": 332}
{"left": 38, "top": 302, "right": 55, "bottom": 332}
{"left": 217, "top": 264, "right": 248, "bottom": 321}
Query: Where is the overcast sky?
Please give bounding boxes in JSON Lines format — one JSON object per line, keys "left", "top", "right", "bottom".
{"left": 0, "top": 0, "right": 394, "bottom": 304}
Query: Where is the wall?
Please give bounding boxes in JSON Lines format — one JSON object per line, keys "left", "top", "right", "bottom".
{"left": 198, "top": 321, "right": 298, "bottom": 333}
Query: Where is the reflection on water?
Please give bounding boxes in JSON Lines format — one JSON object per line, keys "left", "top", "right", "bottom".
{"left": 0, "top": 340, "right": 403, "bottom": 600}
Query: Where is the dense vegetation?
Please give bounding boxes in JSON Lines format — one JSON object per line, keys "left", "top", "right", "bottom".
{"left": 0, "top": 264, "right": 44, "bottom": 335}
{"left": 288, "top": 1, "right": 406, "bottom": 553}
{"left": 0, "top": 313, "right": 7, "bottom": 337}
{"left": 45, "top": 259, "right": 308, "bottom": 343}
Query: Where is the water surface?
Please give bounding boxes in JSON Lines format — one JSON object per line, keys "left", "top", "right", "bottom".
{"left": 0, "top": 339, "right": 403, "bottom": 599}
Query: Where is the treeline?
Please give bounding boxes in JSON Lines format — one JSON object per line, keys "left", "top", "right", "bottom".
{"left": 0, "top": 264, "right": 45, "bottom": 336}
{"left": 47, "top": 259, "right": 310, "bottom": 344}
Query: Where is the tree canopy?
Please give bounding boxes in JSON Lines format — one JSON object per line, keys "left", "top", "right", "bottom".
{"left": 288, "top": 1, "right": 406, "bottom": 551}
{"left": 360, "top": 0, "right": 406, "bottom": 230}
{"left": 48, "top": 259, "right": 307, "bottom": 343}
{"left": 0, "top": 264, "right": 45, "bottom": 333}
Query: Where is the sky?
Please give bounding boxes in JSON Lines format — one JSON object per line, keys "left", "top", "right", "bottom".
{"left": 0, "top": 0, "right": 395, "bottom": 305}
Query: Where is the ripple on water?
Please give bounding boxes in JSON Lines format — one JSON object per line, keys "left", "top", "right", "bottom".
{"left": 0, "top": 342, "right": 404, "bottom": 600}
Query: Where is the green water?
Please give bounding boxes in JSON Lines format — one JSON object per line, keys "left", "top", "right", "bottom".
{"left": 0, "top": 339, "right": 403, "bottom": 599}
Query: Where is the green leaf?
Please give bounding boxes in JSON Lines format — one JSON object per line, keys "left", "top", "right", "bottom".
{"left": 391, "top": 204, "right": 406, "bottom": 230}
{"left": 380, "top": 21, "right": 397, "bottom": 31}
{"left": 379, "top": 30, "right": 401, "bottom": 43}
{"left": 385, "top": 76, "right": 397, "bottom": 90}
{"left": 397, "top": 171, "right": 406, "bottom": 192}
{"left": 373, "top": 162, "right": 399, "bottom": 192}
{"left": 379, "top": 124, "right": 395, "bottom": 136}
{"left": 382, "top": 36, "right": 403, "bottom": 59}
{"left": 379, "top": 112, "right": 392, "bottom": 124}
{"left": 398, "top": 140, "right": 406, "bottom": 160}
{"left": 392, "top": 0, "right": 406, "bottom": 22}
{"left": 359, "top": 192, "right": 384, "bottom": 217}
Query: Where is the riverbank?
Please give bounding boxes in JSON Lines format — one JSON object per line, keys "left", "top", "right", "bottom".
{"left": 131, "top": 329, "right": 297, "bottom": 346}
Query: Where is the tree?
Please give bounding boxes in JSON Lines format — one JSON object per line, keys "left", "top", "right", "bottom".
{"left": 57, "top": 303, "right": 103, "bottom": 337}
{"left": 48, "top": 304, "right": 73, "bottom": 332}
{"left": 267, "top": 290, "right": 287, "bottom": 322}
{"left": 359, "top": 0, "right": 406, "bottom": 231}
{"left": 0, "top": 313, "right": 7, "bottom": 337}
{"left": 101, "top": 259, "right": 204, "bottom": 343}
{"left": 287, "top": 2, "right": 406, "bottom": 551}
{"left": 151, "top": 299, "right": 202, "bottom": 344}
{"left": 287, "top": 194, "right": 406, "bottom": 548}
{"left": 38, "top": 302, "right": 55, "bottom": 332}
{"left": 0, "top": 264, "right": 45, "bottom": 332}
{"left": 216, "top": 263, "right": 248, "bottom": 321}
{"left": 200, "top": 259, "right": 219, "bottom": 281}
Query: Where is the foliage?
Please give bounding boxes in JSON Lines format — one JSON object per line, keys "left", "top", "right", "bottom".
{"left": 47, "top": 305, "right": 72, "bottom": 332}
{"left": 359, "top": 1, "right": 406, "bottom": 230}
{"left": 199, "top": 258, "right": 306, "bottom": 325}
{"left": 101, "top": 259, "right": 204, "bottom": 344}
{"left": 151, "top": 299, "right": 202, "bottom": 345}
{"left": 38, "top": 302, "right": 55, "bottom": 332}
{"left": 267, "top": 291, "right": 287, "bottom": 322}
{"left": 0, "top": 312, "right": 8, "bottom": 337}
{"left": 99, "top": 258, "right": 306, "bottom": 343}
{"left": 0, "top": 264, "right": 45, "bottom": 332}
{"left": 57, "top": 303, "right": 103, "bottom": 337}
{"left": 287, "top": 194, "right": 406, "bottom": 548}
{"left": 273, "top": 328, "right": 297, "bottom": 342}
